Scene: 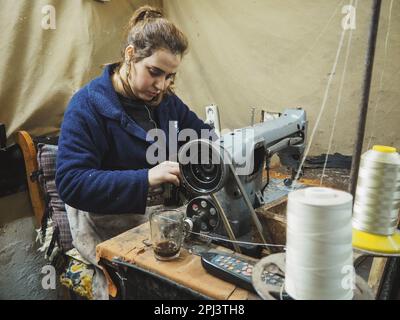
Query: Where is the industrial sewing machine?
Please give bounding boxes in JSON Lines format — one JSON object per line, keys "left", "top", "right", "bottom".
{"left": 175, "top": 107, "right": 308, "bottom": 256}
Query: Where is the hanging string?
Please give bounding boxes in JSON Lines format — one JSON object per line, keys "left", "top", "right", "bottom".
{"left": 294, "top": 0, "right": 353, "bottom": 184}
{"left": 294, "top": 0, "right": 345, "bottom": 70}
{"left": 188, "top": 230, "right": 286, "bottom": 248}
{"left": 366, "top": 0, "right": 394, "bottom": 150}
{"left": 320, "top": 0, "right": 358, "bottom": 185}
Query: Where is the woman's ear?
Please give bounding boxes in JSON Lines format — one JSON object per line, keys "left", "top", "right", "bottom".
{"left": 124, "top": 45, "right": 135, "bottom": 62}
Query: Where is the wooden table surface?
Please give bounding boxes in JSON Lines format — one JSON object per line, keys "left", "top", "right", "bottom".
{"left": 96, "top": 222, "right": 257, "bottom": 300}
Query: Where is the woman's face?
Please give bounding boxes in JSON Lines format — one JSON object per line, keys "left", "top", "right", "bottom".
{"left": 127, "top": 48, "right": 182, "bottom": 103}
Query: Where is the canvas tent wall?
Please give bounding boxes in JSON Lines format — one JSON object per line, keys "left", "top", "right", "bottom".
{"left": 0, "top": 0, "right": 399, "bottom": 300}
{"left": 0, "top": 0, "right": 162, "bottom": 141}
{"left": 164, "top": 0, "right": 400, "bottom": 155}
{"left": 1, "top": 0, "right": 399, "bottom": 155}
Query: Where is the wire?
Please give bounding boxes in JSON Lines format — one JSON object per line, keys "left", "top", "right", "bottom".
{"left": 354, "top": 255, "right": 369, "bottom": 270}
{"left": 367, "top": 0, "right": 394, "bottom": 149}
{"left": 189, "top": 230, "right": 286, "bottom": 248}
{"left": 293, "top": 0, "right": 345, "bottom": 70}
{"left": 320, "top": 0, "right": 357, "bottom": 185}
{"left": 293, "top": 0, "right": 353, "bottom": 183}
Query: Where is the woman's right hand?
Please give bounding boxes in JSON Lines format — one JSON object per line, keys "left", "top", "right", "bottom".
{"left": 148, "top": 161, "right": 181, "bottom": 187}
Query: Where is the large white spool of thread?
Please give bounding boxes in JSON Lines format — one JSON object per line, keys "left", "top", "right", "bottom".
{"left": 285, "top": 187, "right": 354, "bottom": 300}
{"left": 353, "top": 146, "right": 400, "bottom": 236}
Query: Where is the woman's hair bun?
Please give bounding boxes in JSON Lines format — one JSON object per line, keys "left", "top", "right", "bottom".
{"left": 133, "top": 6, "right": 163, "bottom": 25}
{"left": 123, "top": 5, "right": 188, "bottom": 64}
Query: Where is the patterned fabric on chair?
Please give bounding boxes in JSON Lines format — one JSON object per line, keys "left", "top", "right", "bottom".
{"left": 36, "top": 142, "right": 166, "bottom": 299}
{"left": 60, "top": 258, "right": 94, "bottom": 300}
{"left": 36, "top": 143, "right": 93, "bottom": 299}
{"left": 37, "top": 143, "right": 74, "bottom": 252}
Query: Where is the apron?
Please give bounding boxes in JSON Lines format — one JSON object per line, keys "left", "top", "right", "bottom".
{"left": 66, "top": 204, "right": 162, "bottom": 300}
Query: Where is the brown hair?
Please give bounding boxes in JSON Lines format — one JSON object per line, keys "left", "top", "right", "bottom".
{"left": 123, "top": 5, "right": 188, "bottom": 63}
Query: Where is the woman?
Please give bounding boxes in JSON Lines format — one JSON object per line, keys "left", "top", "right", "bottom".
{"left": 56, "top": 6, "right": 213, "bottom": 299}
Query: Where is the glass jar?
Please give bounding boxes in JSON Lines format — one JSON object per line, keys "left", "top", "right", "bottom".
{"left": 149, "top": 209, "right": 185, "bottom": 261}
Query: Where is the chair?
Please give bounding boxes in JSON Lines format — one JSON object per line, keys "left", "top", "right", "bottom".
{"left": 16, "top": 131, "right": 94, "bottom": 300}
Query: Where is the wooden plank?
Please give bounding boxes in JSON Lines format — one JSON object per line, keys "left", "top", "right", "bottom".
{"left": 368, "top": 257, "right": 388, "bottom": 297}
{"left": 368, "top": 217, "right": 400, "bottom": 297}
{"left": 16, "top": 131, "right": 45, "bottom": 227}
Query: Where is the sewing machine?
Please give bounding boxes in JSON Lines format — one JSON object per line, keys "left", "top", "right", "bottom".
{"left": 178, "top": 108, "right": 308, "bottom": 256}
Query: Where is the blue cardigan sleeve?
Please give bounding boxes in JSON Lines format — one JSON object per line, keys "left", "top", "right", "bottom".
{"left": 55, "top": 93, "right": 149, "bottom": 214}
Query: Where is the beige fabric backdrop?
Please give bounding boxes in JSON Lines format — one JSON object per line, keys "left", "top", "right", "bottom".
{"left": 0, "top": 0, "right": 161, "bottom": 141}
{"left": 164, "top": 0, "right": 399, "bottom": 155}
{"left": 0, "top": 0, "right": 398, "bottom": 155}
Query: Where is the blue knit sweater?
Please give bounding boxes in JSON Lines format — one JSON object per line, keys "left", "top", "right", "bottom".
{"left": 56, "top": 64, "right": 211, "bottom": 214}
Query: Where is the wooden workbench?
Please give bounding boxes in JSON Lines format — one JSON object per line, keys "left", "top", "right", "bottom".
{"left": 95, "top": 177, "right": 296, "bottom": 300}
{"left": 96, "top": 222, "right": 257, "bottom": 300}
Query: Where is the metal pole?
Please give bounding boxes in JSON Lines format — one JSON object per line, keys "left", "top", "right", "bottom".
{"left": 349, "top": 0, "right": 382, "bottom": 198}
{"left": 0, "top": 123, "right": 6, "bottom": 149}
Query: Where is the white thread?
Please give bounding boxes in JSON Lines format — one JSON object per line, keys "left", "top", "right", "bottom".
{"left": 294, "top": 0, "right": 352, "bottom": 183}
{"left": 285, "top": 187, "right": 354, "bottom": 300}
{"left": 294, "top": 0, "right": 345, "bottom": 70}
{"left": 353, "top": 147, "right": 400, "bottom": 235}
{"left": 320, "top": 0, "right": 357, "bottom": 185}
{"left": 367, "top": 0, "right": 394, "bottom": 150}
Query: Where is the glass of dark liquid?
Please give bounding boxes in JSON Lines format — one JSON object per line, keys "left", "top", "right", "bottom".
{"left": 150, "top": 209, "right": 185, "bottom": 261}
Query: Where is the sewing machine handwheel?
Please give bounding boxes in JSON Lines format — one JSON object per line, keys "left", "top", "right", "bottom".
{"left": 179, "top": 139, "right": 229, "bottom": 195}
